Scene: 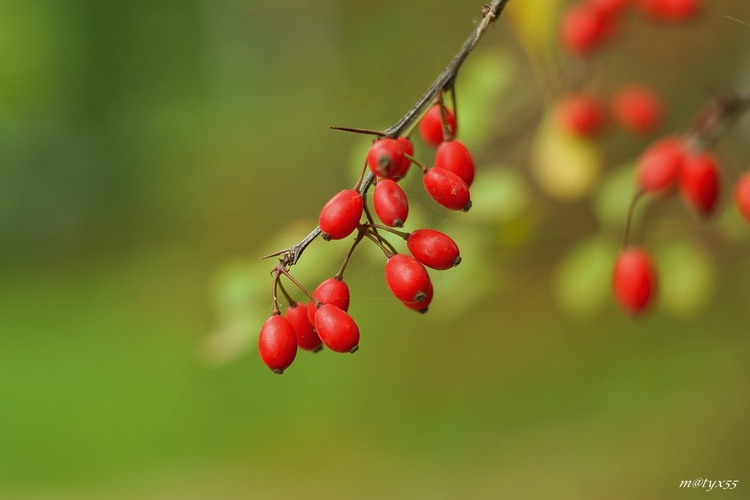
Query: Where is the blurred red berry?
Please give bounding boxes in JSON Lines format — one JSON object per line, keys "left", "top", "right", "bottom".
{"left": 636, "top": 0, "right": 698, "bottom": 22}
{"left": 679, "top": 152, "right": 720, "bottom": 216}
{"left": 636, "top": 136, "right": 686, "bottom": 193}
{"left": 588, "top": 0, "right": 630, "bottom": 18}
{"left": 554, "top": 92, "right": 606, "bottom": 137}
{"left": 612, "top": 247, "right": 657, "bottom": 315}
{"left": 734, "top": 172, "right": 750, "bottom": 223}
{"left": 611, "top": 84, "right": 664, "bottom": 134}
{"left": 560, "top": 3, "right": 610, "bottom": 55}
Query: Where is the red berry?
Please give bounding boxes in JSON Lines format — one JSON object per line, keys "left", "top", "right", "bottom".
{"left": 612, "top": 247, "right": 657, "bottom": 315}
{"left": 392, "top": 136, "right": 414, "bottom": 182}
{"left": 423, "top": 168, "right": 472, "bottom": 212}
{"left": 554, "top": 92, "right": 606, "bottom": 137}
{"left": 366, "top": 138, "right": 406, "bottom": 180}
{"left": 679, "top": 152, "right": 720, "bottom": 216}
{"left": 734, "top": 172, "right": 750, "bottom": 223}
{"left": 434, "top": 140, "right": 475, "bottom": 187}
{"left": 258, "top": 314, "right": 298, "bottom": 374}
{"left": 407, "top": 229, "right": 461, "bottom": 270}
{"left": 636, "top": 136, "right": 686, "bottom": 193}
{"left": 373, "top": 179, "right": 409, "bottom": 227}
{"left": 319, "top": 189, "right": 363, "bottom": 241}
{"left": 402, "top": 283, "right": 433, "bottom": 313}
{"left": 588, "top": 0, "right": 630, "bottom": 18}
{"left": 418, "top": 105, "right": 457, "bottom": 148}
{"left": 286, "top": 302, "right": 322, "bottom": 352}
{"left": 611, "top": 84, "right": 664, "bottom": 135}
{"left": 560, "top": 4, "right": 609, "bottom": 55}
{"left": 384, "top": 253, "right": 432, "bottom": 303}
{"left": 314, "top": 304, "right": 360, "bottom": 353}
{"left": 636, "top": 0, "right": 698, "bottom": 22}
{"left": 307, "top": 277, "right": 350, "bottom": 325}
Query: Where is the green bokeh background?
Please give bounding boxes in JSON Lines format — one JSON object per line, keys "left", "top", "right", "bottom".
{"left": 2, "top": 1, "right": 750, "bottom": 498}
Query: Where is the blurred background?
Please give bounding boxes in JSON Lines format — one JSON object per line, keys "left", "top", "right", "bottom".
{"left": 2, "top": 0, "right": 750, "bottom": 498}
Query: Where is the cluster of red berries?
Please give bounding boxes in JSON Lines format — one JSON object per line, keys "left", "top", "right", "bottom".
{"left": 259, "top": 101, "right": 474, "bottom": 373}
{"left": 555, "top": 84, "right": 664, "bottom": 137}
{"left": 560, "top": 0, "right": 699, "bottom": 56}
{"left": 612, "top": 133, "right": 750, "bottom": 316}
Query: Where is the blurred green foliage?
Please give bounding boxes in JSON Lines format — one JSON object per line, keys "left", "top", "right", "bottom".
{"left": 2, "top": 1, "right": 750, "bottom": 498}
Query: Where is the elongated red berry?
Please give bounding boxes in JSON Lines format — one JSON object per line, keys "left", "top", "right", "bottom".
{"left": 258, "top": 314, "right": 298, "bottom": 374}
{"left": 612, "top": 84, "right": 663, "bottom": 135}
{"left": 285, "top": 302, "right": 322, "bottom": 352}
{"left": 319, "top": 189, "right": 363, "bottom": 240}
{"left": 367, "top": 138, "right": 406, "bottom": 180}
{"left": 636, "top": 136, "right": 686, "bottom": 193}
{"left": 418, "top": 105, "right": 457, "bottom": 148}
{"left": 385, "top": 253, "right": 432, "bottom": 303}
{"left": 307, "top": 277, "right": 350, "bottom": 325}
{"left": 434, "top": 140, "right": 475, "bottom": 186}
{"left": 588, "top": 0, "right": 630, "bottom": 18}
{"left": 636, "top": 0, "right": 698, "bottom": 22}
{"left": 407, "top": 229, "right": 461, "bottom": 270}
{"left": 560, "top": 3, "right": 609, "bottom": 55}
{"left": 612, "top": 247, "right": 657, "bottom": 315}
{"left": 423, "top": 168, "right": 472, "bottom": 211}
{"left": 554, "top": 92, "right": 606, "bottom": 137}
{"left": 679, "top": 152, "right": 720, "bottom": 216}
{"left": 314, "top": 304, "right": 359, "bottom": 353}
{"left": 734, "top": 172, "right": 750, "bottom": 223}
{"left": 403, "top": 284, "right": 433, "bottom": 313}
{"left": 373, "top": 179, "right": 409, "bottom": 227}
{"left": 392, "top": 136, "right": 414, "bottom": 182}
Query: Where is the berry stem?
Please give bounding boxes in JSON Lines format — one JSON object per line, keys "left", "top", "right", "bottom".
{"left": 335, "top": 230, "right": 365, "bottom": 280}
{"left": 277, "top": 265, "right": 318, "bottom": 305}
{"left": 363, "top": 229, "right": 395, "bottom": 259}
{"left": 622, "top": 190, "right": 645, "bottom": 248}
{"left": 404, "top": 154, "right": 431, "bottom": 174}
{"left": 365, "top": 223, "right": 410, "bottom": 240}
{"left": 277, "top": 280, "right": 297, "bottom": 308}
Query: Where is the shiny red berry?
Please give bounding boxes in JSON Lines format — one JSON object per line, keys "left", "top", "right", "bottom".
{"left": 554, "top": 92, "right": 606, "bottom": 137}
{"left": 679, "top": 152, "right": 720, "bottom": 216}
{"left": 734, "top": 172, "right": 750, "bottom": 223}
{"left": 434, "top": 139, "right": 475, "bottom": 187}
{"left": 319, "top": 189, "right": 363, "bottom": 240}
{"left": 402, "top": 283, "right": 433, "bottom": 313}
{"left": 418, "top": 105, "right": 457, "bottom": 148}
{"left": 612, "top": 247, "right": 657, "bottom": 315}
{"left": 611, "top": 84, "right": 664, "bottom": 135}
{"left": 258, "top": 314, "right": 298, "bottom": 374}
{"left": 307, "top": 277, "right": 350, "bottom": 325}
{"left": 560, "top": 4, "right": 609, "bottom": 55}
{"left": 384, "top": 254, "right": 432, "bottom": 303}
{"left": 366, "top": 138, "right": 406, "bottom": 180}
{"left": 636, "top": 136, "right": 686, "bottom": 193}
{"left": 392, "top": 136, "right": 414, "bottom": 182}
{"left": 314, "top": 304, "right": 359, "bottom": 353}
{"left": 285, "top": 302, "right": 322, "bottom": 352}
{"left": 407, "top": 229, "right": 461, "bottom": 270}
{"left": 423, "top": 168, "right": 472, "bottom": 212}
{"left": 373, "top": 179, "right": 409, "bottom": 227}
